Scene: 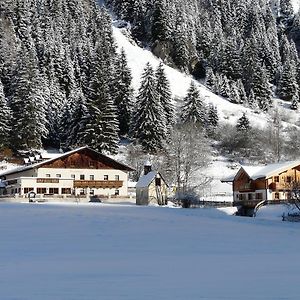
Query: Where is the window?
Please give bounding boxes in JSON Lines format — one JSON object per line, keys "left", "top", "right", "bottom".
{"left": 255, "top": 193, "right": 263, "bottom": 200}
{"left": 274, "top": 176, "right": 279, "bottom": 182}
{"left": 37, "top": 188, "right": 46, "bottom": 194}
{"left": 24, "top": 187, "right": 34, "bottom": 194}
{"left": 238, "top": 194, "right": 246, "bottom": 201}
{"left": 90, "top": 189, "right": 94, "bottom": 195}
{"left": 90, "top": 175, "right": 94, "bottom": 180}
{"left": 71, "top": 174, "right": 75, "bottom": 179}
{"left": 115, "top": 175, "right": 119, "bottom": 181}
{"left": 56, "top": 174, "right": 61, "bottom": 178}
{"left": 104, "top": 175, "right": 108, "bottom": 180}
{"left": 49, "top": 188, "right": 59, "bottom": 194}
{"left": 274, "top": 192, "right": 280, "bottom": 200}
{"left": 80, "top": 175, "right": 85, "bottom": 180}
{"left": 286, "top": 176, "right": 292, "bottom": 183}
{"left": 115, "top": 189, "right": 119, "bottom": 196}
{"left": 46, "top": 174, "right": 50, "bottom": 178}
{"left": 62, "top": 188, "right": 71, "bottom": 194}
{"left": 248, "top": 193, "right": 253, "bottom": 200}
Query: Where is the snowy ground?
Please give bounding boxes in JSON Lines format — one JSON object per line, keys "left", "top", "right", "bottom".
{"left": 1, "top": 202, "right": 300, "bottom": 300}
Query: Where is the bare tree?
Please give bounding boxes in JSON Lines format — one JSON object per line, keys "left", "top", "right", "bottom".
{"left": 162, "top": 123, "right": 211, "bottom": 193}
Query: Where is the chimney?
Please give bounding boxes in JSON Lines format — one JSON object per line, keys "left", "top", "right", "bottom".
{"left": 144, "top": 160, "right": 152, "bottom": 175}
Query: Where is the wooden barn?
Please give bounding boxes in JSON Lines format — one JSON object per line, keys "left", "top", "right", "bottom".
{"left": 136, "top": 161, "right": 168, "bottom": 205}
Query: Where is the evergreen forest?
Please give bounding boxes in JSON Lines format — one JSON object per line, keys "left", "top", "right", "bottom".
{"left": 0, "top": 0, "right": 300, "bottom": 164}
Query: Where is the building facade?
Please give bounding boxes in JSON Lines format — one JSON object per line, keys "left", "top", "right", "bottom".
{"left": 223, "top": 161, "right": 300, "bottom": 206}
{"left": 0, "top": 146, "right": 134, "bottom": 200}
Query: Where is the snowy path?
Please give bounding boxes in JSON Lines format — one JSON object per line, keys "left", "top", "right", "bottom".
{"left": 0, "top": 203, "right": 299, "bottom": 300}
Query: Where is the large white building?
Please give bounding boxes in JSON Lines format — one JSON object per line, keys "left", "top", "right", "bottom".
{"left": 0, "top": 146, "right": 134, "bottom": 201}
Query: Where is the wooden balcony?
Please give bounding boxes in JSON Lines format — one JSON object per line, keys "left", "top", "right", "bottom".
{"left": 239, "top": 182, "right": 254, "bottom": 191}
{"left": 268, "top": 182, "right": 292, "bottom": 191}
{"left": 73, "top": 180, "right": 123, "bottom": 189}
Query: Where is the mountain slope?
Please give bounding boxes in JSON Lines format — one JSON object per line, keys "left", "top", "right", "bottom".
{"left": 113, "top": 25, "right": 298, "bottom": 130}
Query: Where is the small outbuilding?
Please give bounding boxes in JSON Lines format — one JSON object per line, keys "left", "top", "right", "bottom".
{"left": 136, "top": 161, "right": 168, "bottom": 205}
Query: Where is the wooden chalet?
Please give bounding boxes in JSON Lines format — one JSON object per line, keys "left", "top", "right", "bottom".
{"left": 0, "top": 146, "right": 134, "bottom": 201}
{"left": 223, "top": 161, "right": 300, "bottom": 208}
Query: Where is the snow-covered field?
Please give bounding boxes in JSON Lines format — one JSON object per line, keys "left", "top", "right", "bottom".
{"left": 1, "top": 202, "right": 300, "bottom": 300}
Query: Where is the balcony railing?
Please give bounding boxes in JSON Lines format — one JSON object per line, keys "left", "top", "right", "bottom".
{"left": 73, "top": 180, "right": 123, "bottom": 189}
{"left": 268, "top": 182, "right": 293, "bottom": 191}
{"left": 239, "top": 183, "right": 254, "bottom": 191}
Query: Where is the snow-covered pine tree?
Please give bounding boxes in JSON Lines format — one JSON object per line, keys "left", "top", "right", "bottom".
{"left": 0, "top": 80, "right": 11, "bottom": 148}
{"left": 207, "top": 103, "right": 219, "bottom": 129}
{"left": 229, "top": 81, "right": 242, "bottom": 104}
{"left": 290, "top": 90, "right": 299, "bottom": 110}
{"left": 236, "top": 79, "right": 247, "bottom": 104}
{"left": 155, "top": 62, "right": 174, "bottom": 135}
{"left": 219, "top": 74, "right": 231, "bottom": 98}
{"left": 205, "top": 67, "right": 216, "bottom": 90}
{"left": 277, "top": 59, "right": 298, "bottom": 101}
{"left": 114, "top": 48, "right": 134, "bottom": 136}
{"left": 236, "top": 112, "right": 251, "bottom": 132}
{"left": 252, "top": 65, "right": 272, "bottom": 111}
{"left": 10, "top": 43, "right": 48, "bottom": 150}
{"left": 131, "top": 62, "right": 166, "bottom": 153}
{"left": 65, "top": 87, "right": 89, "bottom": 149}
{"left": 221, "top": 34, "right": 241, "bottom": 80}
{"left": 247, "top": 89, "right": 259, "bottom": 111}
{"left": 59, "top": 99, "right": 74, "bottom": 150}
{"left": 172, "top": 12, "right": 189, "bottom": 72}
{"left": 180, "top": 81, "right": 206, "bottom": 127}
{"left": 151, "top": 0, "right": 170, "bottom": 43}
{"left": 82, "top": 41, "right": 119, "bottom": 154}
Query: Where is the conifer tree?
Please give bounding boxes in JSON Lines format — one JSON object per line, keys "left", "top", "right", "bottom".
{"left": 277, "top": 60, "right": 298, "bottom": 101}
{"left": 237, "top": 79, "right": 247, "bottom": 104}
{"left": 290, "top": 90, "right": 299, "bottom": 110}
{"left": 151, "top": 0, "right": 170, "bottom": 42}
{"left": 252, "top": 65, "right": 272, "bottom": 111}
{"left": 10, "top": 44, "right": 48, "bottom": 150}
{"left": 82, "top": 41, "right": 119, "bottom": 154}
{"left": 219, "top": 75, "right": 231, "bottom": 98}
{"left": 205, "top": 67, "right": 216, "bottom": 90}
{"left": 221, "top": 34, "right": 241, "bottom": 80}
{"left": 155, "top": 62, "right": 174, "bottom": 134}
{"left": 0, "top": 80, "right": 11, "bottom": 148}
{"left": 114, "top": 48, "right": 134, "bottom": 136}
{"left": 172, "top": 13, "right": 189, "bottom": 72}
{"left": 180, "top": 81, "right": 206, "bottom": 126}
{"left": 229, "top": 81, "right": 241, "bottom": 104}
{"left": 247, "top": 89, "right": 259, "bottom": 111}
{"left": 236, "top": 112, "right": 250, "bottom": 132}
{"left": 131, "top": 62, "right": 165, "bottom": 153}
{"left": 207, "top": 103, "right": 219, "bottom": 129}
{"left": 66, "top": 87, "right": 89, "bottom": 149}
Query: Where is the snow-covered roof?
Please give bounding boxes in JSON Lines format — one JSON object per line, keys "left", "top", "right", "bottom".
{"left": 239, "top": 161, "right": 300, "bottom": 180}
{"left": 0, "top": 146, "right": 134, "bottom": 177}
{"left": 136, "top": 171, "right": 157, "bottom": 188}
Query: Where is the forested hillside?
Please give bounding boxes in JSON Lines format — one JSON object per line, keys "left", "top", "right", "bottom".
{"left": 1, "top": 0, "right": 300, "bottom": 170}
{"left": 0, "top": 0, "right": 122, "bottom": 153}
{"left": 107, "top": 0, "right": 300, "bottom": 111}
